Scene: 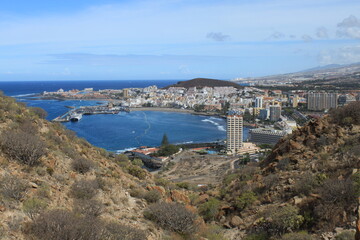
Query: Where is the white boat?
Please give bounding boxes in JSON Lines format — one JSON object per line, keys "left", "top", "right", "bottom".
{"left": 70, "top": 113, "right": 82, "bottom": 122}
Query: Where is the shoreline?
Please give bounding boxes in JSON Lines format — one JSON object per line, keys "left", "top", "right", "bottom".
{"left": 130, "top": 107, "right": 226, "bottom": 118}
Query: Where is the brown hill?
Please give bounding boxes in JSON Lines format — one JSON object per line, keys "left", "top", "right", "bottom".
{"left": 164, "top": 78, "right": 243, "bottom": 89}
{"left": 195, "top": 102, "right": 360, "bottom": 239}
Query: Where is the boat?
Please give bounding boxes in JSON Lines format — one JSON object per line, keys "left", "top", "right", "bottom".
{"left": 70, "top": 113, "right": 83, "bottom": 122}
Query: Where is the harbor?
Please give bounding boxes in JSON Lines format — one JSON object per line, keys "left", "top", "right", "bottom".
{"left": 52, "top": 104, "right": 130, "bottom": 122}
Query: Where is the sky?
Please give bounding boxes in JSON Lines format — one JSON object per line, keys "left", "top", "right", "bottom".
{"left": 0, "top": 0, "right": 360, "bottom": 81}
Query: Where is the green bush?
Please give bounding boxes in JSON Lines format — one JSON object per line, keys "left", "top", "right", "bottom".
{"left": 143, "top": 190, "right": 162, "bottom": 203}
{"left": 129, "top": 188, "right": 146, "bottom": 198}
{"left": 23, "top": 197, "right": 48, "bottom": 220}
{"left": 132, "top": 158, "right": 143, "bottom": 167}
{"left": 198, "top": 198, "right": 221, "bottom": 221}
{"left": 126, "top": 165, "right": 147, "bottom": 180}
{"left": 153, "top": 144, "right": 180, "bottom": 157}
{"left": 144, "top": 202, "right": 198, "bottom": 235}
{"left": 223, "top": 173, "right": 238, "bottom": 186}
{"left": 176, "top": 182, "right": 191, "bottom": 190}
{"left": 236, "top": 191, "right": 257, "bottom": 210}
{"left": 260, "top": 205, "right": 304, "bottom": 236}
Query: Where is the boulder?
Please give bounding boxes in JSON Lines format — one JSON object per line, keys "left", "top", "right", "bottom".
{"left": 230, "top": 216, "right": 243, "bottom": 227}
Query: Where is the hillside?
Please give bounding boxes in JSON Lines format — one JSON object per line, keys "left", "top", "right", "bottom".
{"left": 203, "top": 102, "right": 360, "bottom": 239}
{"left": 0, "top": 93, "right": 223, "bottom": 240}
{"left": 2, "top": 91, "right": 360, "bottom": 240}
{"left": 164, "top": 78, "right": 243, "bottom": 89}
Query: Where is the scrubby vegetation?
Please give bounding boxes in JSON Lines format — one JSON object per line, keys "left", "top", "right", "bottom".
{"left": 72, "top": 157, "right": 95, "bottom": 174}
{"left": 144, "top": 202, "right": 198, "bottom": 235}
{"left": 0, "top": 129, "right": 46, "bottom": 166}
{"left": 0, "top": 174, "right": 27, "bottom": 200}
{"left": 26, "top": 209, "right": 147, "bottom": 240}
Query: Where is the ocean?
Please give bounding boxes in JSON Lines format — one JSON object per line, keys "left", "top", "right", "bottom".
{"left": 0, "top": 80, "right": 249, "bottom": 152}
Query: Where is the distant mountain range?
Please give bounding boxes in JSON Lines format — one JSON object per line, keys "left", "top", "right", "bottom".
{"left": 164, "top": 78, "right": 243, "bottom": 89}
{"left": 231, "top": 62, "right": 360, "bottom": 88}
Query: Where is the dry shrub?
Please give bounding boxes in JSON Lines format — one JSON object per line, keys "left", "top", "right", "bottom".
{"left": 23, "top": 197, "right": 48, "bottom": 220}
{"left": 105, "top": 222, "right": 147, "bottom": 240}
{"left": 73, "top": 199, "right": 103, "bottom": 217}
{"left": 144, "top": 202, "right": 198, "bottom": 235}
{"left": 319, "top": 178, "right": 356, "bottom": 206}
{"left": 143, "top": 190, "right": 162, "bottom": 203}
{"left": 72, "top": 157, "right": 94, "bottom": 174}
{"left": 293, "top": 172, "right": 318, "bottom": 196}
{"left": 18, "top": 118, "right": 38, "bottom": 134}
{"left": 330, "top": 101, "right": 360, "bottom": 126}
{"left": 27, "top": 209, "right": 146, "bottom": 240}
{"left": 0, "top": 129, "right": 46, "bottom": 166}
{"left": 27, "top": 209, "right": 103, "bottom": 240}
{"left": 0, "top": 174, "right": 27, "bottom": 200}
{"left": 29, "top": 107, "right": 47, "bottom": 119}
{"left": 70, "top": 179, "right": 99, "bottom": 199}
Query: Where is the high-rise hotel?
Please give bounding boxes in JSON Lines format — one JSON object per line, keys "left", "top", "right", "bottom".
{"left": 226, "top": 115, "right": 243, "bottom": 154}
{"left": 307, "top": 92, "right": 338, "bottom": 111}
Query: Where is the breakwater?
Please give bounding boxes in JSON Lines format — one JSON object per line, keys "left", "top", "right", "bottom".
{"left": 53, "top": 105, "right": 130, "bottom": 122}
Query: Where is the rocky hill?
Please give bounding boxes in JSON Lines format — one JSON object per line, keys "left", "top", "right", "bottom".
{"left": 164, "top": 78, "right": 243, "bottom": 89}
{"left": 187, "top": 102, "right": 360, "bottom": 240}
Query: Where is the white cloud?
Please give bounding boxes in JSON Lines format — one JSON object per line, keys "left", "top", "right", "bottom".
{"left": 302, "top": 34, "right": 313, "bottom": 42}
{"left": 318, "top": 45, "right": 360, "bottom": 65}
{"left": 206, "top": 32, "right": 230, "bottom": 42}
{"left": 267, "top": 31, "right": 286, "bottom": 40}
{"left": 316, "top": 27, "right": 329, "bottom": 38}
{"left": 336, "top": 15, "right": 360, "bottom": 39}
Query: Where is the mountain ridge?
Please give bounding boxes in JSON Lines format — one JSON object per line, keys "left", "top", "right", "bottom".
{"left": 163, "top": 78, "right": 243, "bottom": 89}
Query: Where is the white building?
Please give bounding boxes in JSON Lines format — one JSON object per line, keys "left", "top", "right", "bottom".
{"left": 226, "top": 115, "right": 243, "bottom": 154}
{"left": 255, "top": 96, "right": 263, "bottom": 108}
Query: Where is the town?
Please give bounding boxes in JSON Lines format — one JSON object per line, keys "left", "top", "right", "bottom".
{"left": 43, "top": 78, "right": 360, "bottom": 160}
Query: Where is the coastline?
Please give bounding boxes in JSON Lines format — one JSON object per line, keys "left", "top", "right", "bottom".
{"left": 130, "top": 107, "right": 225, "bottom": 118}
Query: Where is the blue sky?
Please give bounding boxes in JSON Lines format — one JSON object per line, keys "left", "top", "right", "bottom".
{"left": 0, "top": 0, "right": 360, "bottom": 81}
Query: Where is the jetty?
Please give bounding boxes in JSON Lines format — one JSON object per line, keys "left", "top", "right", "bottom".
{"left": 53, "top": 105, "right": 130, "bottom": 122}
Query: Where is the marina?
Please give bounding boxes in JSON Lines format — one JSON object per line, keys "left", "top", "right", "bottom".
{"left": 53, "top": 104, "right": 130, "bottom": 122}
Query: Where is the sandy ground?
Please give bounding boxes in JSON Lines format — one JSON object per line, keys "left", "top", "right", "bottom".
{"left": 157, "top": 150, "right": 238, "bottom": 185}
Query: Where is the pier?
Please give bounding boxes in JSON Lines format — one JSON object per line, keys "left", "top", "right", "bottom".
{"left": 53, "top": 105, "right": 130, "bottom": 122}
